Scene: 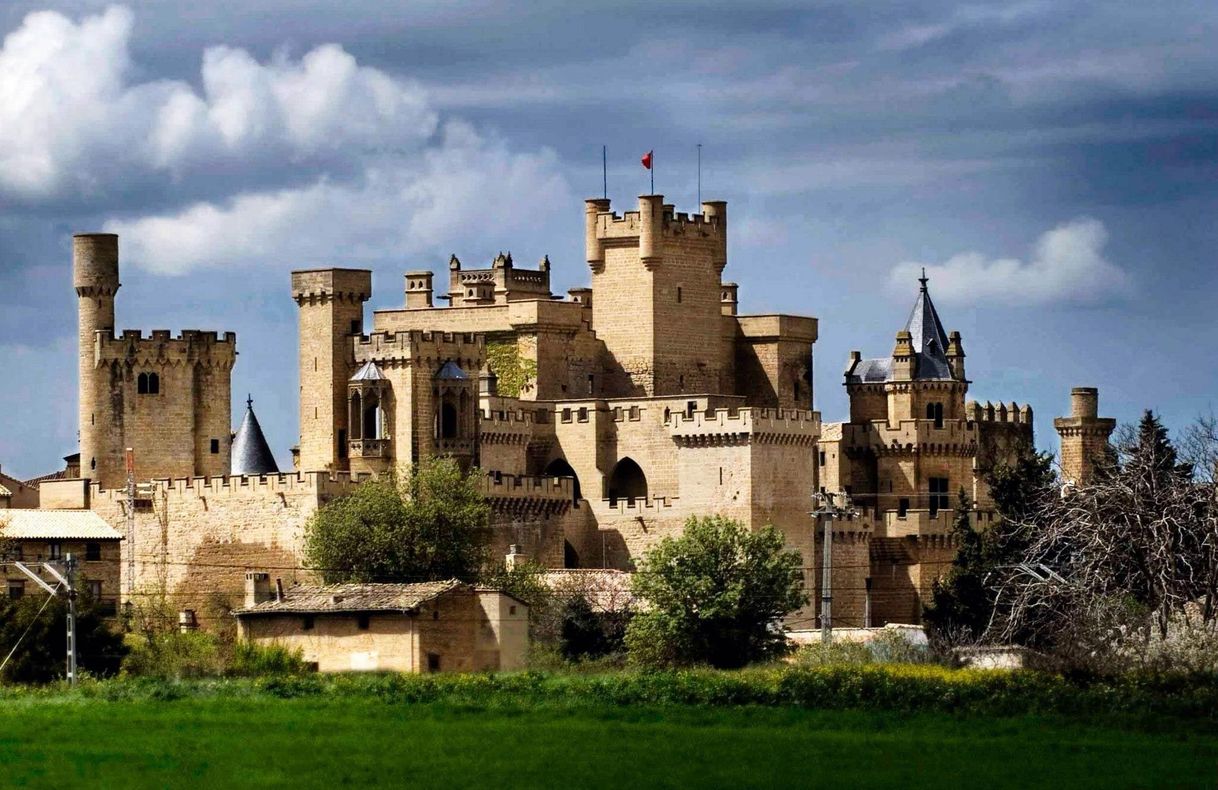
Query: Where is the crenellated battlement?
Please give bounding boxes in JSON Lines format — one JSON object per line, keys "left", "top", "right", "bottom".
{"left": 839, "top": 420, "right": 979, "bottom": 457}
{"left": 591, "top": 204, "right": 725, "bottom": 241}
{"left": 668, "top": 406, "right": 820, "bottom": 447}
{"left": 966, "top": 400, "right": 1034, "bottom": 425}
{"left": 353, "top": 330, "right": 485, "bottom": 367}
{"left": 94, "top": 328, "right": 237, "bottom": 368}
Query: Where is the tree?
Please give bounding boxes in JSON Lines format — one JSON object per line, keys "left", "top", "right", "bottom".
{"left": 923, "top": 451, "right": 1057, "bottom": 646}
{"left": 304, "top": 457, "right": 491, "bottom": 583}
{"left": 0, "top": 592, "right": 126, "bottom": 683}
{"left": 625, "top": 516, "right": 807, "bottom": 668}
{"left": 993, "top": 411, "right": 1218, "bottom": 668}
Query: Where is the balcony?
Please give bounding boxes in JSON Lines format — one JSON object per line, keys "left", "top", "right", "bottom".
{"left": 349, "top": 438, "right": 391, "bottom": 458}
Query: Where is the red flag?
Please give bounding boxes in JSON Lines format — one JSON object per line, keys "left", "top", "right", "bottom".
{"left": 641, "top": 150, "right": 653, "bottom": 170}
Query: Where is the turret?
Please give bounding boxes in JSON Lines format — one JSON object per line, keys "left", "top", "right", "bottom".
{"left": 638, "top": 194, "right": 664, "bottom": 268}
{"left": 946, "top": 330, "right": 965, "bottom": 380}
{"left": 1054, "top": 387, "right": 1117, "bottom": 486}
{"left": 74, "top": 233, "right": 120, "bottom": 481}
{"left": 584, "top": 198, "right": 610, "bottom": 267}
{"left": 720, "top": 282, "right": 739, "bottom": 316}
{"left": 702, "top": 200, "right": 727, "bottom": 274}
{"left": 405, "top": 271, "right": 433, "bottom": 309}
{"left": 890, "top": 330, "right": 914, "bottom": 381}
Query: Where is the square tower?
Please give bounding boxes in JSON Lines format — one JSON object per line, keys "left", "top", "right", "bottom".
{"left": 585, "top": 196, "right": 729, "bottom": 397}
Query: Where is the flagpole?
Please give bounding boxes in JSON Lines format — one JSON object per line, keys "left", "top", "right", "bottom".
{"left": 697, "top": 143, "right": 702, "bottom": 205}
{"left": 651, "top": 150, "right": 655, "bottom": 195}
{"left": 602, "top": 145, "right": 607, "bottom": 200}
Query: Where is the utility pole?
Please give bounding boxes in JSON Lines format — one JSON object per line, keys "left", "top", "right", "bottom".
{"left": 14, "top": 555, "right": 78, "bottom": 685}
{"left": 812, "top": 490, "right": 856, "bottom": 645}
{"left": 125, "top": 448, "right": 135, "bottom": 600}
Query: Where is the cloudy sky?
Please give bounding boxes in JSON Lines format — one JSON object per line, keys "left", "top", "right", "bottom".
{"left": 1, "top": 1, "right": 1215, "bottom": 478}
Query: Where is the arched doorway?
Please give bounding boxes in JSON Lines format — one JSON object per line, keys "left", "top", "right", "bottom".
{"left": 607, "top": 457, "right": 647, "bottom": 506}
{"left": 543, "top": 457, "right": 582, "bottom": 502}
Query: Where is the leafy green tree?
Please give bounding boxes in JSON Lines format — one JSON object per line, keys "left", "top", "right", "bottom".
{"left": 0, "top": 592, "right": 126, "bottom": 683}
{"left": 625, "top": 516, "right": 807, "bottom": 668}
{"left": 304, "top": 458, "right": 491, "bottom": 583}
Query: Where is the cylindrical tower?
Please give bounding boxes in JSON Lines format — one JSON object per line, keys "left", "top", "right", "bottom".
{"left": 1070, "top": 387, "right": 1099, "bottom": 419}
{"left": 702, "top": 200, "right": 727, "bottom": 272}
{"left": 584, "top": 198, "right": 610, "bottom": 266}
{"left": 638, "top": 194, "right": 664, "bottom": 267}
{"left": 74, "top": 233, "right": 120, "bottom": 481}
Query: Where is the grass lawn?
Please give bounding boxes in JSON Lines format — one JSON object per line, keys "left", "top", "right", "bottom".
{"left": 0, "top": 697, "right": 1215, "bottom": 788}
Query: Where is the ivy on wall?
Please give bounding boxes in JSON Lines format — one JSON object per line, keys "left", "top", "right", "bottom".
{"left": 486, "top": 340, "right": 537, "bottom": 398}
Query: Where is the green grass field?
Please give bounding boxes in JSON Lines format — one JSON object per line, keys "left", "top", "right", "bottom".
{"left": 1, "top": 696, "right": 1215, "bottom": 788}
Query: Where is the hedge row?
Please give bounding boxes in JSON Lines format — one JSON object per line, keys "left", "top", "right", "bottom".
{"left": 3, "top": 665, "right": 1216, "bottom": 726}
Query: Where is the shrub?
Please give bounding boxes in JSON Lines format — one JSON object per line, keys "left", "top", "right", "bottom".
{"left": 120, "top": 630, "right": 221, "bottom": 679}
{"left": 227, "top": 642, "right": 307, "bottom": 677}
{"left": 626, "top": 516, "right": 807, "bottom": 668}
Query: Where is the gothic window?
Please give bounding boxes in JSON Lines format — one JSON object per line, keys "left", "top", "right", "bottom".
{"left": 929, "top": 477, "right": 949, "bottom": 516}
{"left": 363, "top": 396, "right": 380, "bottom": 440}
{"left": 926, "top": 402, "right": 944, "bottom": 428}
{"left": 137, "top": 372, "right": 160, "bottom": 395}
{"left": 607, "top": 457, "right": 648, "bottom": 506}
{"left": 543, "top": 457, "right": 582, "bottom": 502}
{"left": 440, "top": 402, "right": 459, "bottom": 439}
{"left": 349, "top": 392, "right": 363, "bottom": 440}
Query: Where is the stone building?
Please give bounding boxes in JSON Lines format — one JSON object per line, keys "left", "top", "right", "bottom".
{"left": 289, "top": 194, "right": 829, "bottom": 625}
{"left": 818, "top": 273, "right": 1034, "bottom": 625}
{"left": 0, "top": 509, "right": 122, "bottom": 614}
{"left": 75, "top": 234, "right": 235, "bottom": 490}
{"left": 234, "top": 574, "right": 528, "bottom": 672}
{"left": 57, "top": 191, "right": 1099, "bottom": 632}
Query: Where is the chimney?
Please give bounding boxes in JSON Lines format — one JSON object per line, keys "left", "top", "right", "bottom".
{"left": 405, "top": 271, "right": 434, "bottom": 309}
{"left": 245, "top": 571, "right": 272, "bottom": 608}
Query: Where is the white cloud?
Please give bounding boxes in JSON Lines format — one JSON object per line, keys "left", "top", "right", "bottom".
{"left": 105, "top": 122, "right": 570, "bottom": 274}
{"left": 0, "top": 6, "right": 437, "bottom": 197}
{"left": 0, "top": 6, "right": 570, "bottom": 273}
{"left": 888, "top": 218, "right": 1131, "bottom": 306}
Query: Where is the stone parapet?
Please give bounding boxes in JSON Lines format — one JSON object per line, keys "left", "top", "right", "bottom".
{"left": 668, "top": 406, "right": 821, "bottom": 447}
{"left": 965, "top": 400, "right": 1034, "bottom": 424}
{"left": 839, "top": 420, "right": 978, "bottom": 457}
{"left": 94, "top": 330, "right": 237, "bottom": 369}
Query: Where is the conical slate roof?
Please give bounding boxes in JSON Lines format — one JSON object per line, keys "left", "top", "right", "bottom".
{"left": 902, "top": 271, "right": 952, "bottom": 380}
{"left": 231, "top": 397, "right": 279, "bottom": 476}
{"left": 350, "top": 360, "right": 387, "bottom": 382}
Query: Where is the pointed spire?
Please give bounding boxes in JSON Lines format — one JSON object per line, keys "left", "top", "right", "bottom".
{"left": 919, "top": 267, "right": 929, "bottom": 292}
{"left": 902, "top": 271, "right": 952, "bottom": 379}
{"left": 231, "top": 398, "right": 279, "bottom": 476}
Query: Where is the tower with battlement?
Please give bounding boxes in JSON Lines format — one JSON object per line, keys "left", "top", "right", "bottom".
{"left": 1054, "top": 387, "right": 1116, "bottom": 485}
{"left": 75, "top": 234, "right": 235, "bottom": 489}
{"left": 585, "top": 195, "right": 731, "bottom": 397}
{"left": 291, "top": 269, "right": 372, "bottom": 473}
{"left": 820, "top": 274, "right": 1033, "bottom": 625}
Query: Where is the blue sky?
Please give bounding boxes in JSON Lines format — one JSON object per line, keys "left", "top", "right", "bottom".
{"left": 1, "top": 1, "right": 1215, "bottom": 478}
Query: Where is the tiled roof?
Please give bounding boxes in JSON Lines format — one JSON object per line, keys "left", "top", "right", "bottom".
{"left": 22, "top": 470, "right": 65, "bottom": 489}
{"left": 847, "top": 358, "right": 891, "bottom": 384}
{"left": 435, "top": 360, "right": 469, "bottom": 380}
{"left": 0, "top": 509, "right": 122, "bottom": 540}
{"left": 233, "top": 579, "right": 467, "bottom": 616}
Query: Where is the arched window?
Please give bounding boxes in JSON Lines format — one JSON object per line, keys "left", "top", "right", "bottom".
{"left": 363, "top": 395, "right": 380, "bottom": 440}
{"left": 349, "top": 392, "right": 363, "bottom": 440}
{"left": 137, "top": 372, "right": 160, "bottom": 395}
{"left": 607, "top": 457, "right": 648, "bottom": 506}
{"left": 926, "top": 402, "right": 944, "bottom": 428}
{"left": 440, "top": 401, "right": 459, "bottom": 439}
{"left": 543, "top": 457, "right": 582, "bottom": 502}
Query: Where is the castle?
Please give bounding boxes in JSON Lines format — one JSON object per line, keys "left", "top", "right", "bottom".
{"left": 42, "top": 194, "right": 1116, "bottom": 630}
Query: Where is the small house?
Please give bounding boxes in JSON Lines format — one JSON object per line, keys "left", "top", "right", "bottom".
{"left": 0, "top": 509, "right": 122, "bottom": 615}
{"left": 233, "top": 573, "right": 529, "bottom": 673}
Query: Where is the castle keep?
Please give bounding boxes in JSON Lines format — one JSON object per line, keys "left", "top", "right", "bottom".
{"left": 75, "top": 234, "right": 235, "bottom": 489}
{"left": 48, "top": 193, "right": 1116, "bottom": 631}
